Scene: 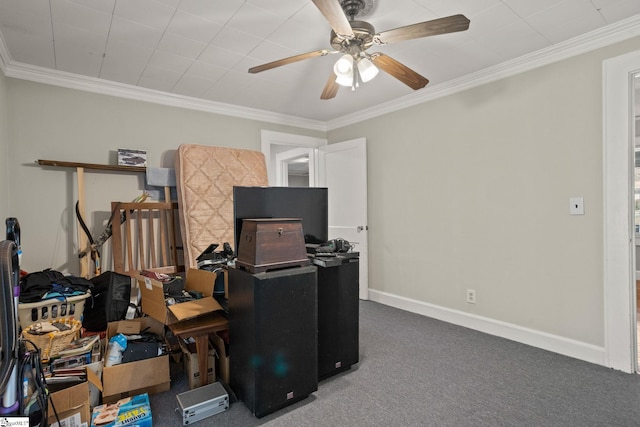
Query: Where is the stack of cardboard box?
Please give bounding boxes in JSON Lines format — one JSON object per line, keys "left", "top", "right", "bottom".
{"left": 48, "top": 268, "right": 229, "bottom": 426}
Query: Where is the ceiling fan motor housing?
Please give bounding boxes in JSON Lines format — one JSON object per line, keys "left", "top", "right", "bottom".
{"left": 330, "top": 20, "right": 375, "bottom": 53}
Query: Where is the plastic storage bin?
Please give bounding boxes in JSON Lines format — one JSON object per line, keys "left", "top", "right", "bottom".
{"left": 18, "top": 293, "right": 91, "bottom": 329}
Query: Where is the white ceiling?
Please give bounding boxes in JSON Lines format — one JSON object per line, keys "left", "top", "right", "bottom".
{"left": 0, "top": 0, "right": 639, "bottom": 127}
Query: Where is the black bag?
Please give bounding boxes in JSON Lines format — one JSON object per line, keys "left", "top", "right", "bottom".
{"left": 82, "top": 271, "right": 132, "bottom": 332}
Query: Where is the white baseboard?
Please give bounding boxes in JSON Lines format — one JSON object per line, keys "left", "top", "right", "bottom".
{"left": 368, "top": 289, "right": 605, "bottom": 367}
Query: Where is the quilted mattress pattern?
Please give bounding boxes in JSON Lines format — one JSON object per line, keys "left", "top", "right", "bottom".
{"left": 175, "top": 144, "right": 268, "bottom": 268}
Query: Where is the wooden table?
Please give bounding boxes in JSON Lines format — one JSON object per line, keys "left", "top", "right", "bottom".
{"left": 169, "top": 312, "right": 228, "bottom": 386}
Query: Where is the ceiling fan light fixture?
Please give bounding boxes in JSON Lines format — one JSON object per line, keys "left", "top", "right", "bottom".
{"left": 357, "top": 57, "right": 378, "bottom": 82}
{"left": 248, "top": 2, "right": 470, "bottom": 100}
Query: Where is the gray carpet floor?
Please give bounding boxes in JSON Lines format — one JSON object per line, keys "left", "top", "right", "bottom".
{"left": 148, "top": 300, "right": 640, "bottom": 426}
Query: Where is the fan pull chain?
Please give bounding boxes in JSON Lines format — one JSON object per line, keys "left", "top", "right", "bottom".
{"left": 352, "top": 66, "right": 359, "bottom": 91}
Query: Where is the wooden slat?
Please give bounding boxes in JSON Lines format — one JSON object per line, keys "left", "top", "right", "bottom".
{"left": 159, "top": 210, "right": 168, "bottom": 267}
{"left": 148, "top": 208, "right": 157, "bottom": 269}
{"left": 137, "top": 212, "right": 144, "bottom": 270}
{"left": 125, "top": 213, "right": 134, "bottom": 272}
{"left": 168, "top": 209, "right": 178, "bottom": 267}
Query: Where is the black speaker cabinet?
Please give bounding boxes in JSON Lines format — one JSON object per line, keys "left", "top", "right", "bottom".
{"left": 229, "top": 265, "right": 318, "bottom": 418}
{"left": 317, "top": 257, "right": 359, "bottom": 379}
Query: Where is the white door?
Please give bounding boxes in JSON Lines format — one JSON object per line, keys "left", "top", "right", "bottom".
{"left": 317, "top": 138, "right": 369, "bottom": 300}
{"left": 603, "top": 50, "right": 640, "bottom": 372}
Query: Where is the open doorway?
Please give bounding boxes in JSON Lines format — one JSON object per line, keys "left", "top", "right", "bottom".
{"left": 275, "top": 147, "right": 316, "bottom": 187}
{"left": 261, "top": 130, "right": 370, "bottom": 300}
{"left": 260, "top": 130, "right": 327, "bottom": 186}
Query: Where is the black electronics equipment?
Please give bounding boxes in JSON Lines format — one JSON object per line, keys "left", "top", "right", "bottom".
{"left": 233, "top": 187, "right": 329, "bottom": 255}
{"left": 316, "top": 257, "right": 359, "bottom": 379}
{"left": 196, "top": 243, "right": 232, "bottom": 297}
{"left": 315, "top": 238, "right": 352, "bottom": 253}
{"left": 196, "top": 243, "right": 233, "bottom": 266}
{"left": 121, "top": 341, "right": 163, "bottom": 363}
{"left": 229, "top": 266, "right": 318, "bottom": 418}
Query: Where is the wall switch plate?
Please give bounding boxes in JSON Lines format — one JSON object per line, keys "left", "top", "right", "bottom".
{"left": 569, "top": 197, "right": 584, "bottom": 215}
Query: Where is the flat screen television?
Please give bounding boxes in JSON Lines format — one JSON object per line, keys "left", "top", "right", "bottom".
{"left": 233, "top": 186, "right": 329, "bottom": 253}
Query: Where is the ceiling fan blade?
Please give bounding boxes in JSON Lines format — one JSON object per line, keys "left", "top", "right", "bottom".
{"left": 371, "top": 53, "right": 429, "bottom": 90}
{"left": 321, "top": 72, "right": 340, "bottom": 100}
{"left": 249, "top": 49, "right": 332, "bottom": 74}
{"left": 375, "top": 14, "right": 470, "bottom": 45}
{"left": 312, "top": 0, "right": 354, "bottom": 39}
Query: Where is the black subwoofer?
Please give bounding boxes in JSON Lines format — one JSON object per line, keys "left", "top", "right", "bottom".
{"left": 229, "top": 265, "right": 318, "bottom": 418}
{"left": 317, "top": 258, "right": 359, "bottom": 379}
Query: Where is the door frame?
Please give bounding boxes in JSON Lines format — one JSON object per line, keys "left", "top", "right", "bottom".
{"left": 261, "top": 130, "right": 327, "bottom": 185}
{"left": 275, "top": 147, "right": 316, "bottom": 187}
{"left": 603, "top": 49, "right": 640, "bottom": 373}
{"left": 261, "top": 130, "right": 370, "bottom": 300}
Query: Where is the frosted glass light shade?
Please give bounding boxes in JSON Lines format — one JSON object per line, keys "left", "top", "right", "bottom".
{"left": 335, "top": 74, "right": 353, "bottom": 86}
{"left": 357, "top": 57, "right": 379, "bottom": 82}
{"left": 333, "top": 54, "right": 354, "bottom": 87}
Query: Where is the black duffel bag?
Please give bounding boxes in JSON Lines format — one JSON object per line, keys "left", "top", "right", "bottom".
{"left": 82, "top": 271, "right": 132, "bottom": 332}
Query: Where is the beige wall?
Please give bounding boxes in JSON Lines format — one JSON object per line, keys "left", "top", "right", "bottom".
{"left": 4, "top": 35, "right": 640, "bottom": 355}
{"left": 0, "top": 70, "right": 9, "bottom": 221}
{"left": 328, "top": 36, "right": 640, "bottom": 348}
{"left": 5, "top": 79, "right": 323, "bottom": 274}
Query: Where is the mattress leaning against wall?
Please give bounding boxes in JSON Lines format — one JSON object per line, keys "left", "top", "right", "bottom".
{"left": 174, "top": 144, "right": 268, "bottom": 270}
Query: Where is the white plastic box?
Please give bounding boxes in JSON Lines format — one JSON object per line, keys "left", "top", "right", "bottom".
{"left": 18, "top": 293, "right": 90, "bottom": 329}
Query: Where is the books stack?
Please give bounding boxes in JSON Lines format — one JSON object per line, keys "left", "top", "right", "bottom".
{"left": 46, "top": 335, "right": 100, "bottom": 380}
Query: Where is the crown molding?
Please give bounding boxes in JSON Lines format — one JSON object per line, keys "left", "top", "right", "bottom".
{"left": 1, "top": 14, "right": 639, "bottom": 133}
{"left": 0, "top": 56, "right": 327, "bottom": 132}
{"left": 325, "top": 14, "right": 640, "bottom": 131}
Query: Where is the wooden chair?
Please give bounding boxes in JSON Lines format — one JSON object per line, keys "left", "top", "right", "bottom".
{"left": 110, "top": 201, "right": 183, "bottom": 276}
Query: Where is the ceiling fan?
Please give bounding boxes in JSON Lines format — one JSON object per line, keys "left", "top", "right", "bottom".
{"left": 248, "top": 0, "right": 470, "bottom": 100}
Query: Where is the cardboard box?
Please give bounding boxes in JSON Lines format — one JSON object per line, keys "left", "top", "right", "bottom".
{"left": 86, "top": 360, "right": 103, "bottom": 409}
{"left": 179, "top": 339, "right": 216, "bottom": 389}
{"left": 91, "top": 393, "right": 152, "bottom": 427}
{"left": 209, "top": 331, "right": 229, "bottom": 385}
{"left": 48, "top": 368, "right": 102, "bottom": 426}
{"left": 102, "top": 318, "right": 170, "bottom": 403}
{"left": 138, "top": 268, "right": 226, "bottom": 325}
